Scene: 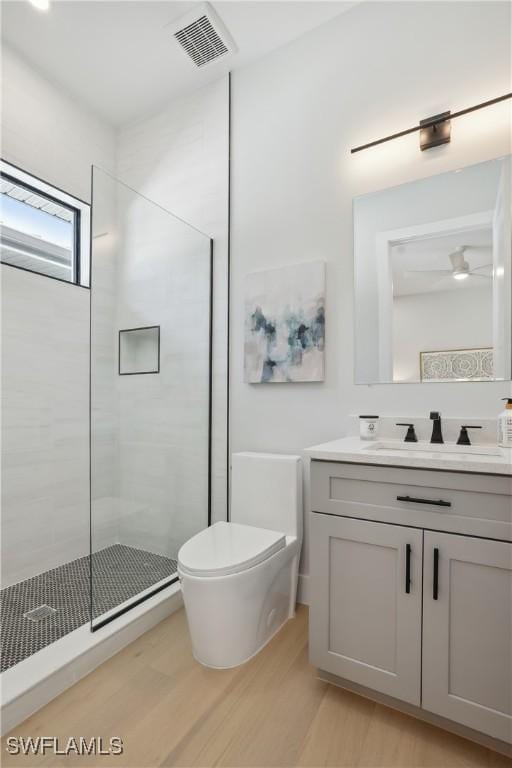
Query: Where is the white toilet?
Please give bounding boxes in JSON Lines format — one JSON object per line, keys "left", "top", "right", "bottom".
{"left": 178, "top": 452, "right": 302, "bottom": 669}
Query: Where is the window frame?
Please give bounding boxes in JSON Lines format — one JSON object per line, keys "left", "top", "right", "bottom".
{"left": 0, "top": 159, "right": 91, "bottom": 287}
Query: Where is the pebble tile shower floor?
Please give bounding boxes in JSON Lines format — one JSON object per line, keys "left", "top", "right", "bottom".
{"left": 0, "top": 544, "right": 178, "bottom": 672}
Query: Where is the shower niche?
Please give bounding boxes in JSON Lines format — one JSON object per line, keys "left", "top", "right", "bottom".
{"left": 119, "top": 325, "right": 160, "bottom": 375}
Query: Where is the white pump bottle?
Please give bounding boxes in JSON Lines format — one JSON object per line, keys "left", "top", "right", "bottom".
{"left": 498, "top": 398, "right": 512, "bottom": 448}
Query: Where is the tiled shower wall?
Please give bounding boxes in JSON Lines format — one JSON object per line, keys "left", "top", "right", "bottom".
{"left": 116, "top": 77, "right": 230, "bottom": 523}
{"left": 1, "top": 268, "right": 90, "bottom": 586}
{"left": 0, "top": 46, "right": 116, "bottom": 587}
{"left": 0, "top": 46, "right": 115, "bottom": 204}
{"left": 89, "top": 173, "right": 121, "bottom": 553}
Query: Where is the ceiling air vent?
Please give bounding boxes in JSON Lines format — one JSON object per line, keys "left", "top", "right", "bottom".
{"left": 168, "top": 3, "right": 237, "bottom": 68}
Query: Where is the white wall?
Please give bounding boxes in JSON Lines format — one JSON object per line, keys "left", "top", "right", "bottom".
{"left": 230, "top": 1, "right": 512, "bottom": 578}
{"left": 117, "top": 77, "right": 230, "bottom": 522}
{"left": 1, "top": 45, "right": 115, "bottom": 202}
{"left": 393, "top": 288, "right": 493, "bottom": 382}
{"left": 1, "top": 45, "right": 116, "bottom": 585}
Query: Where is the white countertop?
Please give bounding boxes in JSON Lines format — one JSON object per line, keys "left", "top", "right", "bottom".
{"left": 305, "top": 436, "right": 512, "bottom": 475}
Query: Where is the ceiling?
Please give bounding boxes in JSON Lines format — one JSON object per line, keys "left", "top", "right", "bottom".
{"left": 391, "top": 228, "right": 493, "bottom": 297}
{"left": 1, "top": 1, "right": 356, "bottom": 126}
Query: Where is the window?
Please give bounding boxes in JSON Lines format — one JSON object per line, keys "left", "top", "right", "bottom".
{"left": 0, "top": 160, "right": 90, "bottom": 286}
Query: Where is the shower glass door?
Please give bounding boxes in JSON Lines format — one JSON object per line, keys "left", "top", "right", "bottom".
{"left": 90, "top": 167, "right": 212, "bottom": 628}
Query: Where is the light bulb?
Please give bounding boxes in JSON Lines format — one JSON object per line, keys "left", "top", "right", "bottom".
{"left": 453, "top": 272, "right": 468, "bottom": 281}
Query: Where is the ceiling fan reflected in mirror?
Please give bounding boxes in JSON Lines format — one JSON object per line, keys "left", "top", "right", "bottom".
{"left": 405, "top": 245, "right": 492, "bottom": 281}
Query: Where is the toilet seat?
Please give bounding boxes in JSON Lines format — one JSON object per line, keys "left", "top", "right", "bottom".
{"left": 178, "top": 521, "right": 286, "bottom": 578}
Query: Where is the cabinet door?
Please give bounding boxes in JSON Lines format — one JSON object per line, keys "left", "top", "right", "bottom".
{"left": 423, "top": 531, "right": 512, "bottom": 743}
{"left": 309, "top": 514, "right": 422, "bottom": 705}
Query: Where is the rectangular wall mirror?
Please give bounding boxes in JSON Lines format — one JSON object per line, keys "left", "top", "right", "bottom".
{"left": 354, "top": 156, "right": 511, "bottom": 384}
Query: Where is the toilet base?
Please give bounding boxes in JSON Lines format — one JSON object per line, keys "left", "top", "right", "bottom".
{"left": 179, "top": 540, "right": 300, "bottom": 669}
{"left": 191, "top": 608, "right": 296, "bottom": 670}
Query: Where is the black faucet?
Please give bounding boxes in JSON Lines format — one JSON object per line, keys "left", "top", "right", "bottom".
{"left": 396, "top": 423, "right": 418, "bottom": 442}
{"left": 456, "top": 425, "right": 482, "bottom": 446}
{"left": 430, "top": 411, "right": 444, "bottom": 444}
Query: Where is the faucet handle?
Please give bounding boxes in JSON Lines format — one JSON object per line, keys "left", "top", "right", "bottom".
{"left": 456, "top": 425, "right": 482, "bottom": 446}
{"left": 396, "top": 423, "right": 418, "bottom": 443}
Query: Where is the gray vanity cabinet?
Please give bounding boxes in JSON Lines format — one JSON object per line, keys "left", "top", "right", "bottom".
{"left": 309, "top": 514, "right": 423, "bottom": 705}
{"left": 422, "top": 531, "right": 512, "bottom": 744}
{"left": 309, "top": 460, "right": 512, "bottom": 745}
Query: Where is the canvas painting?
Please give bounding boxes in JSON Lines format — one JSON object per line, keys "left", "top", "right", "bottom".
{"left": 244, "top": 261, "right": 325, "bottom": 383}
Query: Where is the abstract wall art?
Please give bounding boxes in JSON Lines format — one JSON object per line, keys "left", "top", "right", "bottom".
{"left": 244, "top": 261, "right": 325, "bottom": 383}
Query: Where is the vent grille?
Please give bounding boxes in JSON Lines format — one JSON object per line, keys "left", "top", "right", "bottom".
{"left": 175, "top": 15, "right": 228, "bottom": 67}
{"left": 168, "top": 3, "right": 236, "bottom": 68}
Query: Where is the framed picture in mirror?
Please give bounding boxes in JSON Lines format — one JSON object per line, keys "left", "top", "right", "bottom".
{"left": 419, "top": 348, "right": 493, "bottom": 382}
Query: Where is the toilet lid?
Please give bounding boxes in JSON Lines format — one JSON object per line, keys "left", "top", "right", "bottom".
{"left": 178, "top": 521, "right": 286, "bottom": 577}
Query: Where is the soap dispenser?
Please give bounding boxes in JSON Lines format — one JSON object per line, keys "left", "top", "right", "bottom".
{"left": 498, "top": 398, "right": 512, "bottom": 447}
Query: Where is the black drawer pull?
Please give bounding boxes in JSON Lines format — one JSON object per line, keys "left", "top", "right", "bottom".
{"left": 433, "top": 547, "right": 439, "bottom": 600}
{"left": 397, "top": 495, "right": 451, "bottom": 508}
{"left": 405, "top": 544, "right": 412, "bottom": 594}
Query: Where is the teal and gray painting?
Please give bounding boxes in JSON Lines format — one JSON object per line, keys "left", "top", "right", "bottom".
{"left": 244, "top": 262, "right": 325, "bottom": 383}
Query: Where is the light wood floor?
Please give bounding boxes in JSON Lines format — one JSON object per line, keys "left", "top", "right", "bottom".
{"left": 2, "top": 605, "right": 511, "bottom": 768}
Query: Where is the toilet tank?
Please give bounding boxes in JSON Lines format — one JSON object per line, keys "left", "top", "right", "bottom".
{"left": 231, "top": 452, "right": 302, "bottom": 539}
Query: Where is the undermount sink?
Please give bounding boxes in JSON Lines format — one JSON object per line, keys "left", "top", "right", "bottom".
{"left": 362, "top": 441, "right": 503, "bottom": 458}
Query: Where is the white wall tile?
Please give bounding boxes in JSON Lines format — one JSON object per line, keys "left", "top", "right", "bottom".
{"left": 1, "top": 47, "right": 116, "bottom": 586}
{"left": 1, "top": 269, "right": 91, "bottom": 585}
{"left": 117, "top": 77, "right": 229, "bottom": 523}
{"left": 1, "top": 46, "right": 115, "bottom": 202}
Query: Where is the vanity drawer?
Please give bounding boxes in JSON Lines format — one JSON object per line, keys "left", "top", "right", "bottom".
{"left": 310, "top": 461, "right": 512, "bottom": 541}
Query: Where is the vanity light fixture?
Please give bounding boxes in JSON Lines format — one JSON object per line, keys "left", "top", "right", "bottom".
{"left": 351, "top": 93, "right": 512, "bottom": 154}
{"left": 28, "top": 0, "right": 50, "bottom": 9}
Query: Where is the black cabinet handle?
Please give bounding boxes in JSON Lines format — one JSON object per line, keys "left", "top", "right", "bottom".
{"left": 433, "top": 548, "right": 439, "bottom": 600}
{"left": 405, "top": 544, "right": 411, "bottom": 594}
{"left": 397, "top": 495, "right": 451, "bottom": 508}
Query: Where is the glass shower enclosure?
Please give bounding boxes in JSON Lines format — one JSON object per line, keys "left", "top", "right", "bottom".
{"left": 90, "top": 167, "right": 212, "bottom": 629}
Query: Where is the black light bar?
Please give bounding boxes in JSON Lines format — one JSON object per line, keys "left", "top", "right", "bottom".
{"left": 350, "top": 93, "right": 512, "bottom": 154}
